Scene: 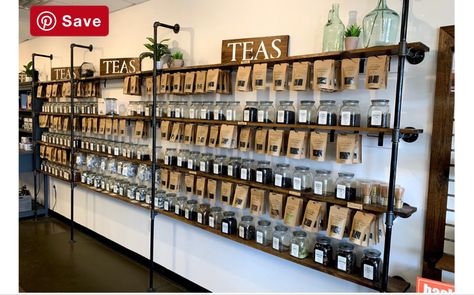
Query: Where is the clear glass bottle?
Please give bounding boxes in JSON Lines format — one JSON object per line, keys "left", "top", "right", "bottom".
{"left": 175, "top": 196, "right": 188, "bottom": 216}
{"left": 213, "top": 155, "right": 228, "bottom": 175}
{"left": 238, "top": 215, "right": 256, "bottom": 240}
{"left": 317, "top": 100, "right": 338, "bottom": 126}
{"left": 314, "top": 236, "right": 333, "bottom": 266}
{"left": 339, "top": 100, "right": 361, "bottom": 127}
{"left": 256, "top": 219, "right": 272, "bottom": 246}
{"left": 298, "top": 100, "right": 317, "bottom": 124}
{"left": 226, "top": 101, "right": 242, "bottom": 121}
{"left": 335, "top": 172, "right": 358, "bottom": 201}
{"left": 362, "top": 0, "right": 400, "bottom": 48}
{"left": 290, "top": 230, "right": 310, "bottom": 259}
{"left": 226, "top": 157, "right": 242, "bottom": 178}
{"left": 127, "top": 182, "right": 138, "bottom": 200}
{"left": 368, "top": 99, "right": 391, "bottom": 128}
{"left": 187, "top": 151, "right": 201, "bottom": 171}
{"left": 257, "top": 101, "right": 275, "bottom": 123}
{"left": 243, "top": 101, "right": 259, "bottom": 122}
{"left": 221, "top": 211, "right": 237, "bottom": 235}
{"left": 361, "top": 248, "right": 382, "bottom": 281}
{"left": 274, "top": 163, "right": 293, "bottom": 188}
{"left": 164, "top": 148, "right": 178, "bottom": 166}
{"left": 199, "top": 153, "right": 214, "bottom": 173}
{"left": 209, "top": 206, "right": 223, "bottom": 229}
{"left": 276, "top": 101, "right": 296, "bottom": 124}
{"left": 177, "top": 149, "right": 190, "bottom": 168}
{"left": 163, "top": 192, "right": 177, "bottom": 212}
{"left": 293, "top": 166, "right": 313, "bottom": 192}
{"left": 322, "top": 3, "right": 345, "bottom": 52}
{"left": 184, "top": 199, "right": 199, "bottom": 221}
{"left": 272, "top": 225, "right": 291, "bottom": 252}
{"left": 336, "top": 242, "right": 356, "bottom": 273}
{"left": 313, "top": 169, "right": 334, "bottom": 197}
{"left": 255, "top": 161, "right": 273, "bottom": 185}
{"left": 197, "top": 203, "right": 211, "bottom": 225}
{"left": 240, "top": 159, "right": 256, "bottom": 181}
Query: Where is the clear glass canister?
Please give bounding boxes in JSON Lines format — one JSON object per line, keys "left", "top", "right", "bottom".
{"left": 187, "top": 151, "right": 201, "bottom": 171}
{"left": 154, "top": 189, "right": 166, "bottom": 209}
{"left": 213, "top": 155, "right": 227, "bottom": 175}
{"left": 197, "top": 203, "right": 211, "bottom": 225}
{"left": 177, "top": 149, "right": 190, "bottom": 168}
{"left": 135, "top": 185, "right": 146, "bottom": 202}
{"left": 317, "top": 100, "right": 338, "bottom": 126}
{"left": 221, "top": 211, "right": 237, "bottom": 235}
{"left": 200, "top": 101, "right": 214, "bottom": 120}
{"left": 256, "top": 219, "right": 272, "bottom": 246}
{"left": 293, "top": 166, "right": 313, "bottom": 192}
{"left": 164, "top": 148, "right": 178, "bottom": 166}
{"left": 335, "top": 172, "right": 358, "bottom": 201}
{"left": 256, "top": 161, "right": 273, "bottom": 185}
{"left": 199, "top": 153, "right": 214, "bottom": 173}
{"left": 313, "top": 169, "right": 333, "bottom": 196}
{"left": 240, "top": 159, "right": 256, "bottom": 181}
{"left": 298, "top": 100, "right": 317, "bottom": 124}
{"left": 274, "top": 163, "right": 292, "bottom": 188}
{"left": 226, "top": 157, "right": 242, "bottom": 178}
{"left": 368, "top": 99, "right": 390, "bottom": 128}
{"left": 188, "top": 102, "right": 199, "bottom": 119}
{"left": 184, "top": 199, "right": 199, "bottom": 221}
{"left": 156, "top": 101, "right": 167, "bottom": 118}
{"left": 336, "top": 242, "right": 355, "bottom": 273}
{"left": 362, "top": 0, "right": 400, "bottom": 47}
{"left": 257, "top": 101, "right": 275, "bottom": 123}
{"left": 243, "top": 101, "right": 258, "bottom": 122}
{"left": 128, "top": 101, "right": 138, "bottom": 116}
{"left": 339, "top": 100, "right": 361, "bottom": 127}
{"left": 127, "top": 182, "right": 138, "bottom": 200}
{"left": 209, "top": 206, "right": 223, "bottom": 229}
{"left": 175, "top": 196, "right": 188, "bottom": 216}
{"left": 213, "top": 101, "right": 227, "bottom": 121}
{"left": 163, "top": 193, "right": 177, "bottom": 212}
{"left": 290, "top": 230, "right": 310, "bottom": 259}
{"left": 167, "top": 101, "right": 178, "bottom": 118}
{"left": 272, "top": 225, "right": 291, "bottom": 252}
{"left": 238, "top": 215, "right": 256, "bottom": 240}
{"left": 314, "top": 236, "right": 333, "bottom": 266}
{"left": 136, "top": 101, "right": 146, "bottom": 116}
{"left": 276, "top": 101, "right": 296, "bottom": 124}
{"left": 175, "top": 101, "right": 188, "bottom": 118}
{"left": 226, "top": 101, "right": 242, "bottom": 121}
{"left": 105, "top": 98, "right": 117, "bottom": 115}
{"left": 361, "top": 248, "right": 382, "bottom": 281}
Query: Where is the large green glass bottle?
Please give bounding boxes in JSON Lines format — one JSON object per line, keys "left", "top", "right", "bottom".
{"left": 362, "top": 0, "right": 400, "bottom": 47}
{"left": 322, "top": 3, "right": 345, "bottom": 52}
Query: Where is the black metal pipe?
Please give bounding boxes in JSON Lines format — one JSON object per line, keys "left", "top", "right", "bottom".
{"left": 381, "top": 0, "right": 410, "bottom": 291}
{"left": 69, "top": 43, "right": 93, "bottom": 242}
{"left": 31, "top": 53, "right": 53, "bottom": 221}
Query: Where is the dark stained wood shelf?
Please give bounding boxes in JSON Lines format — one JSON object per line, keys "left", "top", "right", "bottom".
{"left": 38, "top": 141, "right": 69, "bottom": 150}
{"left": 19, "top": 129, "right": 33, "bottom": 134}
{"left": 38, "top": 112, "right": 152, "bottom": 121}
{"left": 37, "top": 169, "right": 73, "bottom": 183}
{"left": 435, "top": 254, "right": 454, "bottom": 273}
{"left": 19, "top": 109, "right": 32, "bottom": 114}
{"left": 76, "top": 148, "right": 152, "bottom": 165}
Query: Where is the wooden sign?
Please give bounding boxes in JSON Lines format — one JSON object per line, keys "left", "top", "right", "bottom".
{"left": 416, "top": 277, "right": 454, "bottom": 293}
{"left": 100, "top": 57, "right": 141, "bottom": 76}
{"left": 221, "top": 35, "right": 289, "bottom": 64}
{"left": 51, "top": 67, "right": 80, "bottom": 81}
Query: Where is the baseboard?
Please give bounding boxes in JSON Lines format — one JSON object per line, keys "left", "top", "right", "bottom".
{"left": 48, "top": 209, "right": 209, "bottom": 293}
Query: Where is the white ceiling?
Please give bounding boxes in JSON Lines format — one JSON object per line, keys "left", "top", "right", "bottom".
{"left": 19, "top": 0, "right": 150, "bottom": 43}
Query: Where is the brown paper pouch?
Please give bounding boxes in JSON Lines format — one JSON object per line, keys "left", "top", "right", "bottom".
{"left": 218, "top": 125, "right": 237, "bottom": 149}
{"left": 326, "top": 205, "right": 350, "bottom": 240}
{"left": 254, "top": 129, "right": 268, "bottom": 154}
{"left": 184, "top": 72, "right": 195, "bottom": 94}
{"left": 134, "top": 120, "right": 145, "bottom": 139}
{"left": 145, "top": 77, "right": 153, "bottom": 95}
{"left": 91, "top": 118, "right": 98, "bottom": 133}
{"left": 232, "top": 184, "right": 250, "bottom": 209}
{"left": 160, "top": 169, "right": 169, "bottom": 188}
{"left": 235, "top": 66, "right": 252, "bottom": 92}
{"left": 112, "top": 119, "right": 119, "bottom": 135}
{"left": 196, "top": 177, "right": 207, "bottom": 199}
{"left": 119, "top": 119, "right": 127, "bottom": 136}
{"left": 365, "top": 56, "right": 389, "bottom": 89}
{"left": 301, "top": 200, "right": 323, "bottom": 232}
{"left": 172, "top": 72, "right": 182, "bottom": 94}
{"left": 40, "top": 145, "right": 46, "bottom": 158}
{"left": 160, "top": 121, "right": 171, "bottom": 141}
{"left": 168, "top": 171, "right": 181, "bottom": 192}
{"left": 81, "top": 118, "right": 88, "bottom": 133}
{"left": 349, "top": 211, "right": 375, "bottom": 245}
{"left": 250, "top": 188, "right": 265, "bottom": 215}
{"left": 184, "top": 174, "right": 195, "bottom": 195}
{"left": 342, "top": 58, "right": 360, "bottom": 90}
{"left": 51, "top": 84, "right": 58, "bottom": 97}
{"left": 239, "top": 128, "right": 254, "bottom": 152}
{"left": 196, "top": 125, "right": 209, "bottom": 146}
{"left": 273, "top": 63, "right": 288, "bottom": 91}
{"left": 105, "top": 119, "right": 113, "bottom": 135}
{"left": 283, "top": 196, "right": 304, "bottom": 227}
{"left": 313, "top": 60, "right": 332, "bottom": 91}
{"left": 208, "top": 125, "right": 220, "bottom": 147}
{"left": 207, "top": 179, "right": 218, "bottom": 200}
{"left": 195, "top": 71, "right": 207, "bottom": 93}
{"left": 287, "top": 130, "right": 308, "bottom": 159}
{"left": 98, "top": 119, "right": 105, "bottom": 134}
{"left": 221, "top": 181, "right": 235, "bottom": 205}
{"left": 206, "top": 69, "right": 219, "bottom": 92}
{"left": 336, "top": 134, "right": 356, "bottom": 164}
{"left": 37, "top": 85, "right": 43, "bottom": 98}
{"left": 184, "top": 124, "right": 196, "bottom": 144}
{"left": 291, "top": 62, "right": 310, "bottom": 91}
{"left": 123, "top": 76, "right": 130, "bottom": 94}
{"left": 269, "top": 192, "right": 286, "bottom": 219}
{"left": 353, "top": 134, "right": 362, "bottom": 164}
{"left": 62, "top": 117, "right": 70, "bottom": 132}
{"left": 310, "top": 131, "right": 328, "bottom": 161}
{"left": 253, "top": 63, "right": 267, "bottom": 90}
{"left": 267, "top": 129, "right": 287, "bottom": 156}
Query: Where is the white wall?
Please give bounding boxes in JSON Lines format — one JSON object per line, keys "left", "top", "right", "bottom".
{"left": 19, "top": 0, "right": 454, "bottom": 292}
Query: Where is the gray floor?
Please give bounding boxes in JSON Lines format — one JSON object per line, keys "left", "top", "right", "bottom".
{"left": 19, "top": 217, "right": 188, "bottom": 292}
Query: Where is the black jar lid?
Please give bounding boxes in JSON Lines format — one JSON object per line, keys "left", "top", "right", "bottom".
{"left": 210, "top": 206, "right": 222, "bottom": 212}
{"left": 315, "top": 169, "right": 331, "bottom": 175}
{"left": 241, "top": 215, "right": 254, "bottom": 222}
{"left": 177, "top": 196, "right": 188, "bottom": 201}
{"left": 316, "top": 236, "right": 332, "bottom": 245}
{"left": 165, "top": 193, "right": 177, "bottom": 198}
{"left": 186, "top": 199, "right": 198, "bottom": 205}
{"left": 342, "top": 100, "right": 360, "bottom": 104}
{"left": 276, "top": 163, "right": 290, "bottom": 168}
{"left": 371, "top": 99, "right": 390, "bottom": 104}
{"left": 300, "top": 100, "right": 315, "bottom": 105}
{"left": 259, "top": 101, "right": 273, "bottom": 105}
{"left": 338, "top": 242, "right": 355, "bottom": 252}
{"left": 223, "top": 211, "right": 235, "bottom": 217}
{"left": 363, "top": 248, "right": 381, "bottom": 258}
{"left": 179, "top": 149, "right": 190, "bottom": 152}
{"left": 338, "top": 172, "right": 355, "bottom": 178}
{"left": 275, "top": 225, "right": 288, "bottom": 232}
{"left": 258, "top": 219, "right": 271, "bottom": 227}
{"left": 320, "top": 100, "right": 336, "bottom": 104}
{"left": 295, "top": 166, "right": 309, "bottom": 171}
{"left": 293, "top": 230, "right": 307, "bottom": 237}
{"left": 257, "top": 160, "right": 271, "bottom": 165}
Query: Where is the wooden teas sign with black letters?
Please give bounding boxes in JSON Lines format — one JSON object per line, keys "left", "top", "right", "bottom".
{"left": 100, "top": 57, "right": 141, "bottom": 76}
{"left": 221, "top": 35, "right": 289, "bottom": 64}
{"left": 51, "top": 67, "right": 81, "bottom": 81}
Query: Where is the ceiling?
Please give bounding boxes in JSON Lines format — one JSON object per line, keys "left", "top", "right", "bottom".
{"left": 19, "top": 0, "right": 150, "bottom": 43}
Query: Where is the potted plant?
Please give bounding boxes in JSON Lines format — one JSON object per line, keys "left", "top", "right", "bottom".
{"left": 139, "top": 37, "right": 171, "bottom": 69}
{"left": 21, "top": 61, "right": 39, "bottom": 82}
{"left": 344, "top": 24, "right": 362, "bottom": 50}
{"left": 170, "top": 51, "right": 184, "bottom": 68}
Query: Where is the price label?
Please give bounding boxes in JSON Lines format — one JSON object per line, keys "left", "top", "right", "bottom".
{"left": 256, "top": 171, "right": 263, "bottom": 183}
{"left": 239, "top": 226, "right": 245, "bottom": 238}
{"left": 256, "top": 231, "right": 264, "bottom": 244}
{"left": 298, "top": 110, "right": 308, "bottom": 123}
{"left": 272, "top": 237, "right": 280, "bottom": 250}
{"left": 209, "top": 216, "right": 215, "bottom": 228}
{"left": 290, "top": 243, "right": 299, "bottom": 257}
{"left": 336, "top": 184, "right": 346, "bottom": 199}
{"left": 337, "top": 256, "right": 347, "bottom": 271}
{"left": 222, "top": 222, "right": 229, "bottom": 234}
{"left": 197, "top": 213, "right": 203, "bottom": 224}
{"left": 314, "top": 181, "right": 323, "bottom": 195}
{"left": 318, "top": 111, "right": 328, "bottom": 125}
{"left": 293, "top": 177, "right": 302, "bottom": 191}
{"left": 174, "top": 205, "right": 180, "bottom": 215}
{"left": 277, "top": 110, "right": 285, "bottom": 123}
{"left": 315, "top": 249, "right": 324, "bottom": 264}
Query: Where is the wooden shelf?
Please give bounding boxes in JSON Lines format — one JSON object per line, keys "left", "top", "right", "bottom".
{"left": 38, "top": 141, "right": 69, "bottom": 150}
{"left": 19, "top": 109, "right": 32, "bottom": 115}
{"left": 37, "top": 169, "right": 72, "bottom": 183}
{"left": 76, "top": 148, "right": 152, "bottom": 165}
{"left": 19, "top": 129, "right": 32, "bottom": 134}
{"left": 19, "top": 82, "right": 31, "bottom": 91}
{"left": 435, "top": 254, "right": 454, "bottom": 273}
{"left": 38, "top": 112, "right": 151, "bottom": 121}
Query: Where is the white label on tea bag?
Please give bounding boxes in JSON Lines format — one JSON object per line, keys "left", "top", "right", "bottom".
{"left": 256, "top": 171, "right": 263, "bottom": 183}
{"left": 277, "top": 110, "right": 285, "bottom": 123}
{"left": 197, "top": 213, "right": 203, "bottom": 224}
{"left": 239, "top": 226, "right": 245, "bottom": 238}
{"left": 290, "top": 243, "right": 299, "bottom": 257}
{"left": 174, "top": 205, "right": 180, "bottom": 215}
{"left": 243, "top": 110, "right": 250, "bottom": 122}
{"left": 200, "top": 161, "right": 206, "bottom": 172}
{"left": 293, "top": 177, "right": 302, "bottom": 190}
{"left": 315, "top": 249, "right": 324, "bottom": 264}
{"left": 184, "top": 209, "right": 189, "bottom": 219}
{"left": 363, "top": 264, "right": 374, "bottom": 280}
{"left": 209, "top": 216, "right": 215, "bottom": 228}
{"left": 228, "top": 165, "right": 233, "bottom": 176}
{"left": 177, "top": 157, "right": 183, "bottom": 167}
{"left": 275, "top": 174, "right": 283, "bottom": 187}
{"left": 272, "top": 237, "right": 280, "bottom": 250}
{"left": 256, "top": 231, "right": 264, "bottom": 244}
{"left": 189, "top": 109, "right": 195, "bottom": 119}
{"left": 213, "top": 164, "right": 219, "bottom": 174}
{"left": 340, "top": 111, "right": 351, "bottom": 126}
{"left": 371, "top": 110, "right": 382, "bottom": 126}
{"left": 222, "top": 222, "right": 229, "bottom": 234}
{"left": 200, "top": 109, "right": 207, "bottom": 119}
{"left": 314, "top": 181, "right": 323, "bottom": 195}
{"left": 226, "top": 109, "right": 233, "bottom": 120}
{"left": 318, "top": 111, "right": 328, "bottom": 125}
{"left": 298, "top": 110, "right": 308, "bottom": 123}
{"left": 336, "top": 184, "right": 346, "bottom": 199}
{"left": 187, "top": 160, "right": 193, "bottom": 170}
{"left": 240, "top": 168, "right": 248, "bottom": 180}
{"left": 164, "top": 156, "right": 169, "bottom": 165}
{"left": 337, "top": 256, "right": 347, "bottom": 271}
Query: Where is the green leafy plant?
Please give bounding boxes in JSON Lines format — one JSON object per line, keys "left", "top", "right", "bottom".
{"left": 171, "top": 51, "right": 183, "bottom": 60}
{"left": 22, "top": 61, "right": 33, "bottom": 77}
{"left": 139, "top": 37, "right": 171, "bottom": 61}
{"left": 344, "top": 24, "right": 362, "bottom": 38}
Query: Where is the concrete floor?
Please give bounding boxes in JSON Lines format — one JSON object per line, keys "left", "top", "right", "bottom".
{"left": 19, "top": 217, "right": 188, "bottom": 292}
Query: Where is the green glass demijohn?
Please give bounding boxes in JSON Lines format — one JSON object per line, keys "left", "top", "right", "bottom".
{"left": 322, "top": 3, "right": 345, "bottom": 52}
{"left": 362, "top": 0, "right": 400, "bottom": 47}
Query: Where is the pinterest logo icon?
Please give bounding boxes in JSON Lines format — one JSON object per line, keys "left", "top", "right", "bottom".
{"left": 36, "top": 11, "right": 57, "bottom": 31}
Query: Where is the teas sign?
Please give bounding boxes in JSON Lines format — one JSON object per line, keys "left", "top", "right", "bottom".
{"left": 221, "top": 35, "right": 289, "bottom": 64}
{"left": 100, "top": 58, "right": 141, "bottom": 76}
{"left": 416, "top": 277, "right": 454, "bottom": 293}
{"left": 51, "top": 67, "right": 81, "bottom": 81}
{"left": 30, "top": 6, "right": 108, "bottom": 36}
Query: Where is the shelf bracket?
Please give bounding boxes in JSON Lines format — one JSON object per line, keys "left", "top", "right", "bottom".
{"left": 406, "top": 47, "right": 425, "bottom": 65}
{"left": 377, "top": 132, "right": 384, "bottom": 146}
{"left": 401, "top": 127, "right": 419, "bottom": 143}
{"left": 329, "top": 130, "right": 335, "bottom": 142}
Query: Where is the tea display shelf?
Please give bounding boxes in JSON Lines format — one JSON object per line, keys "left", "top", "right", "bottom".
{"left": 37, "top": 141, "right": 69, "bottom": 150}
{"left": 19, "top": 109, "right": 32, "bottom": 115}
{"left": 75, "top": 148, "right": 152, "bottom": 166}
{"left": 38, "top": 112, "right": 152, "bottom": 121}
{"left": 19, "top": 129, "right": 33, "bottom": 134}
{"left": 37, "top": 169, "right": 73, "bottom": 183}
{"left": 19, "top": 82, "right": 31, "bottom": 91}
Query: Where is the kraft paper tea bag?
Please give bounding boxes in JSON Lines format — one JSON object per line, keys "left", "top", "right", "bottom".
{"left": 232, "top": 184, "right": 250, "bottom": 209}
{"left": 336, "top": 134, "right": 361, "bottom": 164}
{"left": 51, "top": 84, "right": 58, "bottom": 97}
{"left": 134, "top": 120, "right": 145, "bottom": 139}
{"left": 287, "top": 130, "right": 308, "bottom": 159}
{"left": 119, "top": 119, "right": 127, "bottom": 136}
{"left": 313, "top": 59, "right": 341, "bottom": 92}
{"left": 283, "top": 196, "right": 304, "bottom": 227}
{"left": 254, "top": 129, "right": 268, "bottom": 154}
{"left": 145, "top": 77, "right": 153, "bottom": 95}
{"left": 123, "top": 76, "right": 130, "bottom": 94}
{"left": 105, "top": 119, "right": 113, "bottom": 135}
{"left": 159, "top": 73, "right": 168, "bottom": 93}
{"left": 196, "top": 125, "right": 210, "bottom": 146}
{"left": 221, "top": 181, "right": 235, "bottom": 205}
{"left": 250, "top": 188, "right": 266, "bottom": 215}
{"left": 184, "top": 174, "right": 195, "bottom": 195}
{"left": 301, "top": 201, "right": 324, "bottom": 233}
{"left": 253, "top": 63, "right": 267, "bottom": 90}
{"left": 327, "top": 205, "right": 351, "bottom": 240}
{"left": 195, "top": 177, "right": 207, "bottom": 199}
{"left": 365, "top": 55, "right": 389, "bottom": 89}
{"left": 341, "top": 58, "right": 360, "bottom": 90}
{"left": 350, "top": 211, "right": 375, "bottom": 246}
{"left": 98, "top": 119, "right": 106, "bottom": 134}
{"left": 218, "top": 125, "right": 238, "bottom": 149}
{"left": 291, "top": 61, "right": 310, "bottom": 91}
{"left": 267, "top": 129, "right": 287, "bottom": 156}
{"left": 184, "top": 124, "right": 196, "bottom": 144}
{"left": 195, "top": 71, "right": 207, "bottom": 94}
{"left": 160, "top": 121, "right": 171, "bottom": 141}
{"left": 169, "top": 122, "right": 184, "bottom": 143}
{"left": 112, "top": 119, "right": 119, "bottom": 135}
{"left": 206, "top": 69, "right": 219, "bottom": 92}
{"left": 235, "top": 66, "right": 252, "bottom": 92}
{"left": 309, "top": 131, "right": 328, "bottom": 161}
{"left": 160, "top": 169, "right": 169, "bottom": 188}
{"left": 273, "top": 63, "right": 289, "bottom": 91}
{"left": 208, "top": 125, "right": 220, "bottom": 147}
{"left": 269, "top": 192, "right": 287, "bottom": 219}
{"left": 207, "top": 179, "right": 218, "bottom": 200}
{"left": 91, "top": 118, "right": 98, "bottom": 133}
{"left": 184, "top": 72, "right": 195, "bottom": 94}
{"left": 239, "top": 127, "right": 254, "bottom": 152}
{"left": 37, "top": 85, "right": 44, "bottom": 98}
{"left": 168, "top": 171, "right": 182, "bottom": 192}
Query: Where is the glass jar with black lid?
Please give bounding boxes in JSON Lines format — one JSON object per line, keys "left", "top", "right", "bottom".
{"left": 240, "top": 159, "right": 256, "bottom": 181}
{"left": 290, "top": 230, "right": 310, "bottom": 259}
{"left": 209, "top": 206, "right": 223, "bottom": 229}
{"left": 187, "top": 151, "right": 201, "bottom": 171}
{"left": 313, "top": 169, "right": 333, "bottom": 197}
{"left": 221, "top": 211, "right": 237, "bottom": 235}
{"left": 188, "top": 102, "right": 199, "bottom": 119}
{"left": 317, "top": 100, "right": 338, "bottom": 126}
{"left": 213, "top": 101, "right": 227, "bottom": 121}
{"left": 314, "top": 236, "right": 333, "bottom": 266}
{"left": 238, "top": 215, "right": 256, "bottom": 240}
{"left": 272, "top": 225, "right": 291, "bottom": 252}
{"left": 257, "top": 101, "right": 275, "bottom": 123}
{"left": 175, "top": 101, "right": 188, "bottom": 119}
{"left": 293, "top": 166, "right": 313, "bottom": 192}
{"left": 226, "top": 157, "right": 242, "bottom": 178}
{"left": 199, "top": 153, "right": 214, "bottom": 173}
{"left": 163, "top": 193, "right": 177, "bottom": 212}
{"left": 243, "top": 101, "right": 258, "bottom": 122}
{"left": 256, "top": 219, "right": 272, "bottom": 246}
{"left": 276, "top": 101, "right": 296, "bottom": 124}
{"left": 255, "top": 161, "right": 273, "bottom": 185}
{"left": 361, "top": 248, "right": 382, "bottom": 281}
{"left": 339, "top": 100, "right": 361, "bottom": 127}
{"left": 166, "top": 101, "right": 178, "bottom": 118}
{"left": 164, "top": 148, "right": 177, "bottom": 166}
{"left": 154, "top": 189, "right": 166, "bottom": 209}
{"left": 175, "top": 196, "right": 188, "bottom": 216}
{"left": 226, "top": 101, "right": 242, "bottom": 121}
{"left": 184, "top": 199, "right": 199, "bottom": 221}
{"left": 177, "top": 149, "right": 190, "bottom": 168}
{"left": 197, "top": 203, "right": 211, "bottom": 225}
{"left": 335, "top": 172, "right": 358, "bottom": 200}
{"left": 156, "top": 101, "right": 167, "bottom": 118}
{"left": 274, "top": 163, "right": 292, "bottom": 188}
{"left": 298, "top": 100, "right": 317, "bottom": 124}
{"left": 200, "top": 101, "right": 214, "bottom": 120}
{"left": 213, "top": 155, "right": 227, "bottom": 175}
{"left": 368, "top": 99, "right": 390, "bottom": 128}
{"left": 336, "top": 242, "right": 355, "bottom": 273}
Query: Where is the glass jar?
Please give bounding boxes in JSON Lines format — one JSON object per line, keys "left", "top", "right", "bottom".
{"left": 336, "top": 243, "right": 355, "bottom": 273}
{"left": 127, "top": 183, "right": 138, "bottom": 200}
{"left": 293, "top": 166, "right": 313, "bottom": 192}
{"left": 137, "top": 101, "right": 147, "bottom": 116}
{"left": 187, "top": 151, "right": 200, "bottom": 171}
{"left": 240, "top": 159, "right": 256, "bottom": 181}
{"left": 126, "top": 145, "right": 136, "bottom": 159}
{"left": 113, "top": 142, "right": 121, "bottom": 156}
{"left": 243, "top": 101, "right": 258, "bottom": 122}
{"left": 154, "top": 189, "right": 166, "bottom": 208}
{"left": 317, "top": 100, "right": 338, "bottom": 126}
{"left": 335, "top": 172, "right": 358, "bottom": 200}
{"left": 177, "top": 149, "right": 190, "bottom": 168}
{"left": 197, "top": 203, "right": 211, "bottom": 225}
{"left": 94, "top": 174, "right": 102, "bottom": 190}
{"left": 339, "top": 100, "right": 361, "bottom": 127}
{"left": 362, "top": 0, "right": 400, "bottom": 48}
{"left": 298, "top": 100, "right": 317, "bottom": 124}
{"left": 276, "top": 101, "right": 296, "bottom": 124}
{"left": 128, "top": 101, "right": 138, "bottom": 116}
{"left": 134, "top": 185, "right": 146, "bottom": 202}
{"left": 213, "top": 101, "right": 227, "bottom": 121}
{"left": 112, "top": 177, "right": 121, "bottom": 195}
{"left": 256, "top": 219, "right": 272, "bottom": 246}
{"left": 322, "top": 3, "right": 345, "bottom": 52}
{"left": 274, "top": 163, "right": 292, "bottom": 188}
{"left": 145, "top": 188, "right": 152, "bottom": 204}
{"left": 184, "top": 199, "right": 199, "bottom": 221}
{"left": 313, "top": 169, "right": 333, "bottom": 197}
{"left": 200, "top": 101, "right": 214, "bottom": 120}
{"left": 199, "top": 153, "right": 213, "bottom": 173}
{"left": 226, "top": 101, "right": 242, "bottom": 121}
{"left": 120, "top": 180, "right": 129, "bottom": 197}
{"left": 175, "top": 196, "right": 188, "bottom": 216}
{"left": 272, "top": 225, "right": 291, "bottom": 252}
{"left": 163, "top": 193, "right": 177, "bottom": 212}
{"left": 314, "top": 236, "right": 333, "bottom": 266}
{"left": 213, "top": 155, "right": 227, "bottom": 175}
{"left": 255, "top": 161, "right": 273, "bottom": 185}
{"left": 156, "top": 101, "right": 167, "bottom": 118}
{"left": 188, "top": 102, "right": 199, "bottom": 119}
{"left": 290, "top": 230, "right": 310, "bottom": 259}
{"left": 238, "top": 215, "right": 256, "bottom": 240}
{"left": 368, "top": 99, "right": 391, "bottom": 128}
{"left": 221, "top": 211, "right": 237, "bottom": 235}
{"left": 257, "top": 101, "right": 275, "bottom": 123}
{"left": 167, "top": 101, "right": 178, "bottom": 118}
{"left": 164, "top": 148, "right": 178, "bottom": 166}
{"left": 175, "top": 101, "right": 188, "bottom": 119}
{"left": 209, "top": 206, "right": 223, "bottom": 229}
{"left": 138, "top": 145, "right": 151, "bottom": 161}
{"left": 361, "top": 248, "right": 382, "bottom": 281}
{"left": 226, "top": 157, "right": 241, "bottom": 178}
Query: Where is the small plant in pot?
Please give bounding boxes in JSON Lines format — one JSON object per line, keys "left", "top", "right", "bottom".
{"left": 139, "top": 37, "right": 171, "bottom": 69}
{"left": 170, "top": 51, "right": 184, "bottom": 68}
{"left": 344, "top": 24, "right": 361, "bottom": 50}
{"left": 21, "top": 61, "right": 39, "bottom": 82}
